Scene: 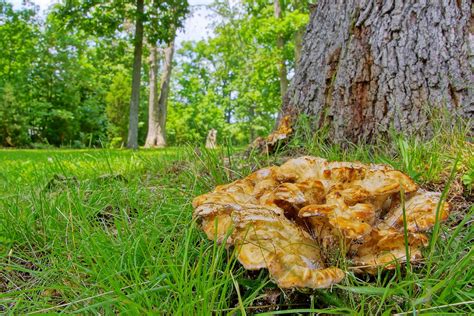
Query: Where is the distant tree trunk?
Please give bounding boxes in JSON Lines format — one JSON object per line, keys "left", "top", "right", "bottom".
{"left": 222, "top": 78, "right": 232, "bottom": 124}
{"left": 150, "top": 39, "right": 175, "bottom": 147}
{"left": 281, "top": 0, "right": 473, "bottom": 143}
{"left": 292, "top": 0, "right": 305, "bottom": 71}
{"left": 144, "top": 46, "right": 162, "bottom": 148}
{"left": 205, "top": 129, "right": 217, "bottom": 149}
{"left": 274, "top": 0, "right": 289, "bottom": 100}
{"left": 294, "top": 27, "right": 304, "bottom": 70}
{"left": 249, "top": 104, "right": 256, "bottom": 141}
{"left": 126, "top": 0, "right": 144, "bottom": 149}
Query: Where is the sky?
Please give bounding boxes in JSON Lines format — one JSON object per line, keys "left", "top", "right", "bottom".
{"left": 10, "top": 0, "right": 216, "bottom": 46}
{"left": 177, "top": 0, "right": 215, "bottom": 44}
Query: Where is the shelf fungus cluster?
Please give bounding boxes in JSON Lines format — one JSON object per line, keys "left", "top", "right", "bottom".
{"left": 192, "top": 156, "right": 449, "bottom": 289}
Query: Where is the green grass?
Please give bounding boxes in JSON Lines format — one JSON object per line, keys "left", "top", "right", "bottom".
{"left": 0, "top": 128, "right": 472, "bottom": 314}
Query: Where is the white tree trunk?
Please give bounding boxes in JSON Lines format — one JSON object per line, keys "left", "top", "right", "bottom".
{"left": 144, "top": 39, "right": 175, "bottom": 148}
{"left": 144, "top": 46, "right": 162, "bottom": 148}
{"left": 205, "top": 129, "right": 217, "bottom": 149}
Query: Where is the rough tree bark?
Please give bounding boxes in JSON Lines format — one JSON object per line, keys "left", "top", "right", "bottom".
{"left": 281, "top": 0, "right": 473, "bottom": 143}
{"left": 144, "top": 46, "right": 162, "bottom": 148}
{"left": 274, "top": 0, "right": 289, "bottom": 100}
{"left": 145, "top": 39, "right": 175, "bottom": 147}
{"left": 126, "top": 0, "right": 144, "bottom": 149}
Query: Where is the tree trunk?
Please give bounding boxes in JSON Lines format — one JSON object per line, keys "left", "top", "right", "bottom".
{"left": 249, "top": 104, "right": 256, "bottom": 141}
{"left": 144, "top": 46, "right": 162, "bottom": 148}
{"left": 281, "top": 0, "right": 473, "bottom": 143}
{"left": 294, "top": 26, "right": 304, "bottom": 70}
{"left": 126, "top": 0, "right": 144, "bottom": 149}
{"left": 292, "top": 0, "right": 306, "bottom": 71}
{"left": 205, "top": 129, "right": 217, "bottom": 149}
{"left": 274, "top": 0, "right": 289, "bottom": 100}
{"left": 152, "top": 39, "right": 175, "bottom": 147}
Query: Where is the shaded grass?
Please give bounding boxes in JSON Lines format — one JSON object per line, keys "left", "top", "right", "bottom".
{"left": 0, "top": 121, "right": 473, "bottom": 314}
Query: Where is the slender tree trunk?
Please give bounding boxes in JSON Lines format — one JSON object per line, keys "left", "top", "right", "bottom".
{"left": 281, "top": 0, "right": 473, "bottom": 143}
{"left": 144, "top": 46, "right": 162, "bottom": 148}
{"left": 249, "top": 104, "right": 256, "bottom": 141}
{"left": 150, "top": 39, "right": 175, "bottom": 147}
{"left": 274, "top": 0, "right": 289, "bottom": 100}
{"left": 293, "top": 0, "right": 305, "bottom": 71}
{"left": 221, "top": 78, "right": 232, "bottom": 124}
{"left": 294, "top": 27, "right": 304, "bottom": 70}
{"left": 126, "top": 0, "right": 144, "bottom": 149}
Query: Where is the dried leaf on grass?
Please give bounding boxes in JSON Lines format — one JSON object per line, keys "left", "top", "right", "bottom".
{"left": 193, "top": 156, "right": 450, "bottom": 289}
{"left": 249, "top": 115, "right": 293, "bottom": 154}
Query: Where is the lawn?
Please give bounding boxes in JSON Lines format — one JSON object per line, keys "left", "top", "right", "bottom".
{"left": 0, "top": 134, "right": 472, "bottom": 314}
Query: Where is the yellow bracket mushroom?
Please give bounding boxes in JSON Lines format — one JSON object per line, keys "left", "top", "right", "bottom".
{"left": 192, "top": 156, "right": 450, "bottom": 289}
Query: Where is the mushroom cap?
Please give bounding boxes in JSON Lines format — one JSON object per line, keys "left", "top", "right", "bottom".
{"left": 381, "top": 190, "right": 450, "bottom": 232}
{"left": 233, "top": 209, "right": 344, "bottom": 289}
{"left": 350, "top": 228, "right": 428, "bottom": 272}
{"left": 193, "top": 156, "right": 449, "bottom": 288}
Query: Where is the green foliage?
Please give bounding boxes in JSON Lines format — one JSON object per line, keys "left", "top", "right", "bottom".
{"left": 0, "top": 1, "right": 113, "bottom": 147}
{"left": 462, "top": 156, "right": 474, "bottom": 191}
{"left": 29, "top": 12, "right": 111, "bottom": 146}
{"left": 0, "top": 0, "right": 190, "bottom": 148}
{"left": 0, "top": 0, "right": 39, "bottom": 89}
{"left": 0, "top": 1, "right": 38, "bottom": 146}
{"left": 0, "top": 83, "right": 29, "bottom": 146}
{"left": 57, "top": 0, "right": 189, "bottom": 46}
{"left": 167, "top": 0, "right": 310, "bottom": 145}
{"left": 106, "top": 71, "right": 132, "bottom": 146}
{"left": 0, "top": 0, "right": 310, "bottom": 148}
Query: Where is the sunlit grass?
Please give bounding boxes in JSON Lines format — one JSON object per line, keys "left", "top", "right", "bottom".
{"left": 0, "top": 127, "right": 472, "bottom": 314}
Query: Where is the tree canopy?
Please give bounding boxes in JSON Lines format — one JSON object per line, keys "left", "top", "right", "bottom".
{"left": 0, "top": 0, "right": 310, "bottom": 147}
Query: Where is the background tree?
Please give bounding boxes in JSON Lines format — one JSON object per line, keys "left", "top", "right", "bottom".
{"left": 126, "top": 0, "right": 145, "bottom": 149}
{"left": 144, "top": 45, "right": 162, "bottom": 148}
{"left": 0, "top": 1, "right": 39, "bottom": 146}
{"left": 167, "top": 0, "right": 309, "bottom": 144}
{"left": 106, "top": 70, "right": 132, "bottom": 147}
{"left": 145, "top": 14, "right": 178, "bottom": 149}
{"left": 0, "top": 84, "right": 29, "bottom": 146}
{"left": 0, "top": 0, "right": 314, "bottom": 148}
{"left": 167, "top": 41, "right": 227, "bottom": 144}
{"left": 144, "top": 37, "right": 175, "bottom": 147}
{"left": 58, "top": 0, "right": 189, "bottom": 149}
{"left": 273, "top": 0, "right": 289, "bottom": 99}
{"left": 280, "top": 0, "right": 473, "bottom": 143}
{"left": 0, "top": 1, "right": 110, "bottom": 147}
